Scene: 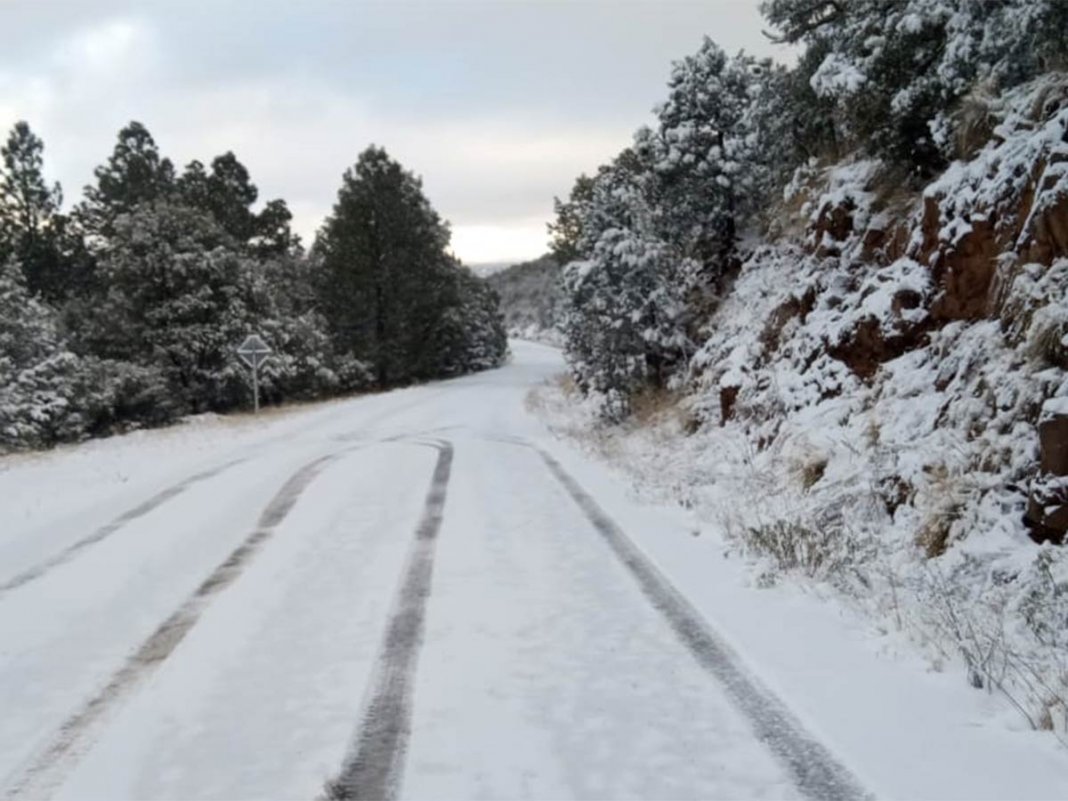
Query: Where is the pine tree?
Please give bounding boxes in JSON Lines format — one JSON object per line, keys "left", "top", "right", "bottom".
{"left": 314, "top": 146, "right": 455, "bottom": 385}
{"left": 254, "top": 198, "right": 297, "bottom": 256}
{"left": 75, "top": 201, "right": 257, "bottom": 412}
{"left": 636, "top": 40, "right": 760, "bottom": 277}
{"left": 179, "top": 153, "right": 295, "bottom": 254}
{"left": 559, "top": 149, "right": 690, "bottom": 417}
{"left": 78, "top": 122, "right": 176, "bottom": 238}
{"left": 0, "top": 122, "right": 82, "bottom": 301}
{"left": 760, "top": 0, "right": 1068, "bottom": 174}
{"left": 548, "top": 174, "right": 595, "bottom": 264}
{"left": 425, "top": 263, "right": 507, "bottom": 375}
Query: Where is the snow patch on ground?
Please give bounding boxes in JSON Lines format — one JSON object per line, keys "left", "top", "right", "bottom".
{"left": 531, "top": 376, "right": 1068, "bottom": 797}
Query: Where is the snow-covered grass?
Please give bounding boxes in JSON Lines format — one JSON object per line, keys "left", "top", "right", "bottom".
{"left": 537, "top": 299, "right": 1068, "bottom": 743}
{"left": 532, "top": 375, "right": 1068, "bottom": 799}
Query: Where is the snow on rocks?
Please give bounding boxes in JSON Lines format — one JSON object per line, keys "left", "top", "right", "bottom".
{"left": 552, "top": 74, "right": 1068, "bottom": 740}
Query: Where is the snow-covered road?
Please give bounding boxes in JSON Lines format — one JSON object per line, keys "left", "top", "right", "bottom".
{"left": 2, "top": 341, "right": 1065, "bottom": 800}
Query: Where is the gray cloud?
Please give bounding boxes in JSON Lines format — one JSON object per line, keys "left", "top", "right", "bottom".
{"left": 0, "top": 1, "right": 791, "bottom": 264}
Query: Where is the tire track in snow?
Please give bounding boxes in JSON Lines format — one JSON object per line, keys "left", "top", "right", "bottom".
{"left": 0, "top": 457, "right": 247, "bottom": 598}
{"left": 3, "top": 451, "right": 344, "bottom": 801}
{"left": 536, "top": 447, "right": 873, "bottom": 801}
{"left": 0, "top": 385, "right": 444, "bottom": 600}
{"left": 327, "top": 440, "right": 453, "bottom": 801}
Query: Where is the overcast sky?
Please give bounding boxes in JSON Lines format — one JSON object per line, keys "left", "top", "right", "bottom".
{"left": 0, "top": 0, "right": 791, "bottom": 266}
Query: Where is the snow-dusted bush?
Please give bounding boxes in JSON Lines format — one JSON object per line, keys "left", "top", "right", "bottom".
{"left": 762, "top": 0, "right": 1068, "bottom": 172}
{"left": 0, "top": 261, "right": 176, "bottom": 451}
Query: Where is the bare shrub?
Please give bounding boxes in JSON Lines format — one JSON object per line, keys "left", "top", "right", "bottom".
{"left": 744, "top": 520, "right": 838, "bottom": 576}
{"left": 916, "top": 558, "right": 1068, "bottom": 737}
{"left": 797, "top": 455, "right": 828, "bottom": 491}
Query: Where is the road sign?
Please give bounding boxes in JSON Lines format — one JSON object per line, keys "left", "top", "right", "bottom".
{"left": 237, "top": 334, "right": 272, "bottom": 370}
{"left": 236, "top": 334, "right": 272, "bottom": 413}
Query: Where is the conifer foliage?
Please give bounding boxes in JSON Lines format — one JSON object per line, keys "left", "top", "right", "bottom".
{"left": 0, "top": 126, "right": 505, "bottom": 452}
{"left": 315, "top": 146, "right": 505, "bottom": 386}
{"left": 554, "top": 0, "right": 1068, "bottom": 419}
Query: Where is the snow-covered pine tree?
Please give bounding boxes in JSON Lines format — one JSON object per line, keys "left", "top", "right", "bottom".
{"left": 762, "top": 0, "right": 1068, "bottom": 174}
{"left": 548, "top": 174, "right": 595, "bottom": 265}
{"left": 314, "top": 146, "right": 502, "bottom": 385}
{"left": 253, "top": 198, "right": 298, "bottom": 256}
{"left": 178, "top": 151, "right": 294, "bottom": 250}
{"left": 0, "top": 259, "right": 173, "bottom": 450}
{"left": 77, "top": 122, "right": 176, "bottom": 240}
{"left": 74, "top": 201, "right": 258, "bottom": 413}
{"left": 425, "top": 262, "right": 508, "bottom": 376}
{"left": 559, "top": 149, "right": 690, "bottom": 419}
{"left": 0, "top": 258, "right": 80, "bottom": 447}
{"left": 251, "top": 249, "right": 373, "bottom": 401}
{"left": 557, "top": 42, "right": 773, "bottom": 418}
{"left": 636, "top": 39, "right": 762, "bottom": 281}
{"left": 0, "top": 122, "right": 87, "bottom": 302}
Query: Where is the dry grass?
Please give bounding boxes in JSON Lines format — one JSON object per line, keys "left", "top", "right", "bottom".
{"left": 628, "top": 384, "right": 689, "bottom": 429}
{"left": 525, "top": 373, "right": 622, "bottom": 461}
{"left": 952, "top": 79, "right": 1000, "bottom": 160}
{"left": 869, "top": 162, "right": 921, "bottom": 218}
{"left": 524, "top": 372, "right": 576, "bottom": 414}
{"left": 798, "top": 457, "right": 828, "bottom": 491}
{"left": 1024, "top": 311, "right": 1068, "bottom": 368}
{"left": 916, "top": 516, "right": 954, "bottom": 559}
{"left": 762, "top": 160, "right": 831, "bottom": 241}
{"left": 914, "top": 464, "right": 970, "bottom": 558}
{"left": 215, "top": 393, "right": 352, "bottom": 427}
{"left": 744, "top": 520, "right": 837, "bottom": 577}
{"left": 1028, "top": 73, "right": 1068, "bottom": 123}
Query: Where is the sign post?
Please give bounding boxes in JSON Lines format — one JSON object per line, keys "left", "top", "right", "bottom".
{"left": 236, "top": 334, "right": 272, "bottom": 413}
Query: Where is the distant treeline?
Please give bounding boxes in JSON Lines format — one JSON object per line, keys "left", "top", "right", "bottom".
{"left": 0, "top": 123, "right": 505, "bottom": 451}
{"left": 485, "top": 254, "right": 564, "bottom": 343}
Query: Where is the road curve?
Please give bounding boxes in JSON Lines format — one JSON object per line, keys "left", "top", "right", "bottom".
{"left": 0, "top": 342, "right": 869, "bottom": 801}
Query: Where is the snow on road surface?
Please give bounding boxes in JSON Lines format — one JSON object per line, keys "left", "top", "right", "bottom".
{"left": 0, "top": 340, "right": 1066, "bottom": 800}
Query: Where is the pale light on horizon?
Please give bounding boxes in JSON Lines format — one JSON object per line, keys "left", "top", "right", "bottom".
{"left": 449, "top": 220, "right": 550, "bottom": 268}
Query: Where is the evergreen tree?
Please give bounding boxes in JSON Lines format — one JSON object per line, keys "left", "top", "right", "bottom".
{"left": 254, "top": 198, "right": 297, "bottom": 256}
{"left": 175, "top": 159, "right": 211, "bottom": 213}
{"left": 78, "top": 122, "right": 175, "bottom": 238}
{"left": 0, "top": 122, "right": 83, "bottom": 301}
{"left": 75, "top": 201, "right": 257, "bottom": 412}
{"left": 314, "top": 146, "right": 455, "bottom": 385}
{"left": 253, "top": 250, "right": 373, "bottom": 401}
{"left": 761, "top": 0, "right": 1068, "bottom": 173}
{"left": 0, "top": 259, "right": 173, "bottom": 449}
{"left": 548, "top": 174, "right": 595, "bottom": 264}
{"left": 0, "top": 257, "right": 84, "bottom": 448}
{"left": 636, "top": 40, "right": 760, "bottom": 277}
{"left": 426, "top": 263, "right": 507, "bottom": 375}
{"left": 559, "top": 149, "right": 690, "bottom": 416}
{"left": 178, "top": 153, "right": 295, "bottom": 254}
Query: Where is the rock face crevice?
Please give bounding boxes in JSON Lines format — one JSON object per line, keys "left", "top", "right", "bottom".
{"left": 1026, "top": 412, "right": 1068, "bottom": 545}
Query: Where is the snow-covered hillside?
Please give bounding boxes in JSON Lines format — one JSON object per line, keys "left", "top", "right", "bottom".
{"left": 486, "top": 254, "right": 564, "bottom": 345}
{"left": 541, "top": 74, "right": 1068, "bottom": 739}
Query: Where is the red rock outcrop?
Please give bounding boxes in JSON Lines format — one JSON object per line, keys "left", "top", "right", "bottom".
{"left": 1026, "top": 412, "right": 1068, "bottom": 544}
